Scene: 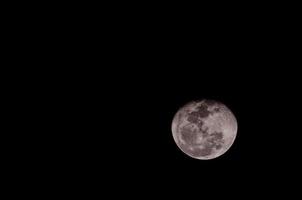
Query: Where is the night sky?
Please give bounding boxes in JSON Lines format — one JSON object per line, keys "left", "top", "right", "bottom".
{"left": 14, "top": 9, "right": 301, "bottom": 197}
{"left": 47, "top": 47, "right": 300, "bottom": 194}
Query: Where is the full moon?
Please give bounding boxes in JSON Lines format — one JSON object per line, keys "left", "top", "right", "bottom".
{"left": 171, "top": 99, "right": 238, "bottom": 160}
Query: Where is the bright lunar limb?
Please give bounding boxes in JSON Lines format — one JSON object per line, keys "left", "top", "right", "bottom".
{"left": 171, "top": 99, "right": 238, "bottom": 160}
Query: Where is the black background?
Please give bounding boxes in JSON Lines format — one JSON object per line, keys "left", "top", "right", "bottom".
{"left": 7, "top": 4, "right": 301, "bottom": 197}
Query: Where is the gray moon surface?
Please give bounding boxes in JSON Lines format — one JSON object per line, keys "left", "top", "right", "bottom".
{"left": 171, "top": 99, "right": 238, "bottom": 160}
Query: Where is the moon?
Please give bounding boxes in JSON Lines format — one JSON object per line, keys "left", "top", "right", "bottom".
{"left": 171, "top": 99, "right": 238, "bottom": 160}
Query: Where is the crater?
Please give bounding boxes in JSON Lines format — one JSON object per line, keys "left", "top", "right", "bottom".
{"left": 206, "top": 132, "right": 224, "bottom": 150}
{"left": 195, "top": 104, "right": 211, "bottom": 118}
{"left": 180, "top": 127, "right": 197, "bottom": 145}
{"left": 195, "top": 144, "right": 213, "bottom": 157}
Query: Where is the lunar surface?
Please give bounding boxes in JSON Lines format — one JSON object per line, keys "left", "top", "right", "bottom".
{"left": 171, "top": 99, "right": 238, "bottom": 160}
